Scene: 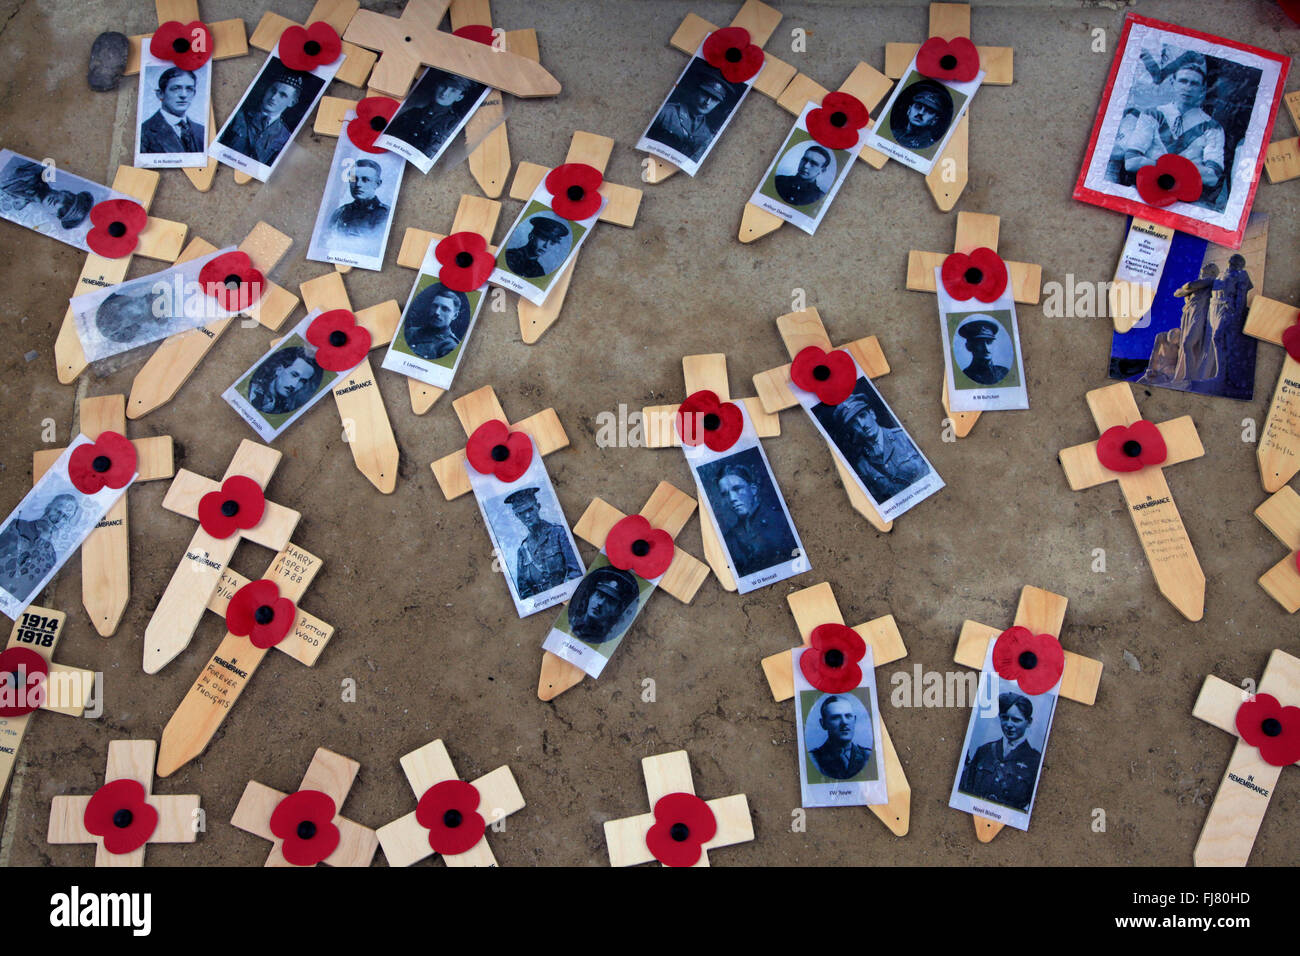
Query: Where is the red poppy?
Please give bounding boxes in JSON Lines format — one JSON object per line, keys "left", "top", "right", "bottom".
{"left": 347, "top": 96, "right": 401, "bottom": 153}
{"left": 605, "top": 514, "right": 674, "bottom": 580}
{"left": 941, "top": 248, "right": 1007, "bottom": 303}
{"left": 465, "top": 420, "right": 533, "bottom": 483}
{"left": 1236, "top": 693, "right": 1300, "bottom": 766}
{"left": 702, "top": 27, "right": 764, "bottom": 84}
{"left": 806, "top": 91, "right": 870, "bottom": 150}
{"left": 916, "top": 36, "right": 980, "bottom": 83}
{"left": 675, "top": 389, "right": 743, "bottom": 452}
{"left": 269, "top": 789, "right": 340, "bottom": 866}
{"left": 791, "top": 346, "right": 856, "bottom": 406}
{"left": 1281, "top": 318, "right": 1300, "bottom": 363}
{"left": 453, "top": 24, "right": 496, "bottom": 46}
{"left": 799, "top": 623, "right": 866, "bottom": 693}
{"left": 435, "top": 232, "right": 494, "bottom": 291}
{"left": 0, "top": 647, "right": 47, "bottom": 718}
{"left": 645, "top": 791, "right": 716, "bottom": 867}
{"left": 198, "top": 475, "right": 266, "bottom": 540}
{"left": 85, "top": 199, "right": 147, "bottom": 259}
{"left": 545, "top": 163, "right": 604, "bottom": 221}
{"left": 1135, "top": 154, "right": 1202, "bottom": 207}
{"left": 415, "top": 779, "right": 486, "bottom": 855}
{"left": 225, "top": 579, "right": 297, "bottom": 649}
{"left": 306, "top": 309, "right": 371, "bottom": 372}
{"left": 992, "top": 626, "right": 1065, "bottom": 695}
{"left": 68, "top": 431, "right": 137, "bottom": 495}
{"left": 279, "top": 21, "right": 342, "bottom": 72}
{"left": 1095, "top": 420, "right": 1167, "bottom": 473}
{"left": 199, "top": 251, "right": 265, "bottom": 314}
{"left": 83, "top": 779, "right": 159, "bottom": 855}
{"left": 149, "top": 20, "right": 213, "bottom": 71}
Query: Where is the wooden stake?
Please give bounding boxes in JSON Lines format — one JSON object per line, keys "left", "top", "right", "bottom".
{"left": 1254, "top": 487, "right": 1300, "bottom": 613}
{"left": 1243, "top": 296, "right": 1300, "bottom": 492}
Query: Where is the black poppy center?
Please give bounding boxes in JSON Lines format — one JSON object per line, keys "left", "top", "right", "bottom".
{"left": 220, "top": 500, "right": 239, "bottom": 517}
{"left": 107, "top": 221, "right": 127, "bottom": 238}
{"left": 455, "top": 251, "right": 474, "bottom": 268}
{"left": 224, "top": 274, "right": 243, "bottom": 290}
{"left": 304, "top": 39, "right": 322, "bottom": 57}
{"left": 328, "top": 330, "right": 348, "bottom": 348}
{"left": 297, "top": 820, "right": 317, "bottom": 840}
{"left": 669, "top": 822, "right": 691, "bottom": 842}
{"left": 1018, "top": 651, "right": 1038, "bottom": 670}
{"left": 369, "top": 115, "right": 387, "bottom": 132}
{"left": 254, "top": 605, "right": 275, "bottom": 626}
{"left": 92, "top": 455, "right": 112, "bottom": 473}
{"left": 443, "top": 809, "right": 463, "bottom": 828}
{"left": 172, "top": 37, "right": 192, "bottom": 55}
{"left": 725, "top": 47, "right": 743, "bottom": 63}
{"left": 824, "top": 648, "right": 845, "bottom": 668}
{"left": 702, "top": 412, "right": 721, "bottom": 432}
{"left": 1157, "top": 172, "right": 1176, "bottom": 191}
{"left": 963, "top": 267, "right": 984, "bottom": 286}
{"left": 940, "top": 53, "right": 958, "bottom": 70}
{"left": 812, "top": 364, "right": 831, "bottom": 382}
{"left": 491, "top": 443, "right": 510, "bottom": 462}
{"left": 1122, "top": 440, "right": 1143, "bottom": 458}
{"left": 830, "top": 111, "right": 848, "bottom": 128}
{"left": 566, "top": 185, "right": 585, "bottom": 202}
{"left": 1262, "top": 717, "right": 1283, "bottom": 737}
{"left": 113, "top": 808, "right": 134, "bottom": 828}
{"left": 631, "top": 539, "right": 650, "bottom": 557}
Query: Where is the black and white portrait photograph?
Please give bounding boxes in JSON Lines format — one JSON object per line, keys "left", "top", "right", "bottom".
{"left": 936, "top": 281, "right": 1030, "bottom": 413}
{"left": 135, "top": 56, "right": 210, "bottom": 168}
{"left": 864, "top": 64, "right": 979, "bottom": 175}
{"left": 490, "top": 188, "right": 602, "bottom": 306}
{"left": 375, "top": 67, "right": 489, "bottom": 174}
{"left": 638, "top": 55, "right": 750, "bottom": 176}
{"left": 751, "top": 105, "right": 863, "bottom": 235}
{"left": 792, "top": 655, "right": 888, "bottom": 808}
{"left": 307, "top": 133, "right": 405, "bottom": 272}
{"left": 382, "top": 266, "right": 484, "bottom": 389}
{"left": 223, "top": 314, "right": 342, "bottom": 441}
{"left": 0, "top": 149, "right": 117, "bottom": 253}
{"left": 542, "top": 555, "right": 655, "bottom": 679}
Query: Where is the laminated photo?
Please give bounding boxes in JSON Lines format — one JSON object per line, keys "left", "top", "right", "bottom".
{"left": 936, "top": 269, "right": 1030, "bottom": 413}
{"left": 793, "top": 645, "right": 888, "bottom": 808}
{"left": 375, "top": 67, "right": 490, "bottom": 174}
{"left": 0, "top": 148, "right": 130, "bottom": 253}
{"left": 306, "top": 130, "right": 405, "bottom": 271}
{"left": 863, "top": 62, "right": 982, "bottom": 174}
{"left": 541, "top": 553, "right": 658, "bottom": 680}
{"left": 750, "top": 103, "right": 866, "bottom": 234}
{"left": 488, "top": 181, "right": 605, "bottom": 306}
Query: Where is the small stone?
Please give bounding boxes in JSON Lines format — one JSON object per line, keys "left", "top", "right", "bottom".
{"left": 88, "top": 32, "right": 130, "bottom": 92}
{"left": 23, "top": 350, "right": 37, "bottom": 362}
{"left": 1122, "top": 650, "right": 1141, "bottom": 672}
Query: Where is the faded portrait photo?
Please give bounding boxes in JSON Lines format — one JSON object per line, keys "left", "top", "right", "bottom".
{"left": 0, "top": 152, "right": 101, "bottom": 243}
{"left": 244, "top": 345, "right": 325, "bottom": 416}
{"left": 565, "top": 565, "right": 642, "bottom": 645}
{"left": 0, "top": 492, "right": 83, "bottom": 598}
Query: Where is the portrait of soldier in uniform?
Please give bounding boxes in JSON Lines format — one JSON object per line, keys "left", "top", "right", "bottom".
{"left": 139, "top": 67, "right": 205, "bottom": 155}
{"left": 327, "top": 158, "right": 390, "bottom": 240}
{"left": 504, "top": 214, "right": 570, "bottom": 279}
{"left": 0, "top": 494, "right": 81, "bottom": 598}
{"left": 245, "top": 346, "right": 325, "bottom": 416}
{"left": 807, "top": 695, "right": 872, "bottom": 781}
{"left": 645, "top": 68, "right": 738, "bottom": 163}
{"left": 383, "top": 71, "right": 482, "bottom": 159}
{"left": 565, "top": 565, "right": 641, "bottom": 645}
{"left": 819, "top": 386, "right": 930, "bottom": 503}
{"left": 504, "top": 487, "right": 582, "bottom": 600}
{"left": 402, "top": 283, "right": 470, "bottom": 362}
{"left": 0, "top": 154, "right": 95, "bottom": 237}
{"left": 774, "top": 144, "right": 833, "bottom": 207}
{"left": 958, "top": 692, "right": 1044, "bottom": 812}
{"left": 219, "top": 66, "right": 320, "bottom": 167}
{"left": 955, "top": 316, "right": 1011, "bottom": 386}
{"left": 888, "top": 79, "right": 953, "bottom": 151}
{"left": 701, "top": 456, "right": 797, "bottom": 579}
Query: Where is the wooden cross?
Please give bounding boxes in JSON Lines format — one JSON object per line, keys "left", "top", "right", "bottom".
{"left": 47, "top": 740, "right": 199, "bottom": 866}
{"left": 505, "top": 131, "right": 643, "bottom": 343}
{"left": 143, "top": 439, "right": 301, "bottom": 675}
{"left": 1254, "top": 487, "right": 1300, "bottom": 613}
{"left": 1058, "top": 382, "right": 1206, "bottom": 621}
{"left": 127, "top": 222, "right": 300, "bottom": 420}
{"left": 52, "top": 166, "right": 188, "bottom": 385}
{"left": 761, "top": 581, "right": 910, "bottom": 835}
{"left": 376, "top": 739, "right": 525, "bottom": 866}
{"left": 1262, "top": 90, "right": 1300, "bottom": 184}
{"left": 904, "top": 211, "right": 1042, "bottom": 438}
{"left": 231, "top": 746, "right": 378, "bottom": 867}
{"left": 1192, "top": 649, "right": 1300, "bottom": 866}
{"left": 751, "top": 307, "right": 895, "bottom": 532}
{"left": 0, "top": 608, "right": 92, "bottom": 800}
{"left": 540, "top": 482, "right": 710, "bottom": 701}
{"left": 639, "top": 353, "right": 780, "bottom": 591}
{"left": 156, "top": 542, "right": 334, "bottom": 777}
{"left": 32, "top": 395, "right": 174, "bottom": 636}
{"left": 1242, "top": 295, "right": 1300, "bottom": 492}
{"left": 604, "top": 750, "right": 753, "bottom": 867}
{"left": 955, "top": 586, "right": 1102, "bottom": 842}
{"left": 872, "top": 1, "right": 1014, "bottom": 210}
{"left": 642, "top": 0, "right": 797, "bottom": 184}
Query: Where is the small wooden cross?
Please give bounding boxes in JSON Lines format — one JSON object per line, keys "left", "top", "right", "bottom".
{"left": 604, "top": 750, "right": 753, "bottom": 867}
{"left": 955, "top": 586, "right": 1102, "bottom": 842}
{"left": 1262, "top": 90, "right": 1300, "bottom": 184}
{"left": 376, "top": 739, "right": 525, "bottom": 866}
{"left": 1242, "top": 295, "right": 1300, "bottom": 492}
{"left": 47, "top": 740, "right": 199, "bottom": 866}
{"left": 231, "top": 746, "right": 378, "bottom": 867}
{"left": 761, "top": 582, "right": 911, "bottom": 835}
{"left": 156, "top": 542, "right": 334, "bottom": 777}
{"left": 143, "top": 439, "right": 301, "bottom": 675}
{"left": 540, "top": 481, "right": 710, "bottom": 701}
{"left": 32, "top": 396, "right": 174, "bottom": 636}
{"left": 1254, "top": 487, "right": 1300, "bottom": 613}
{"left": 905, "top": 211, "right": 1042, "bottom": 438}
{"left": 751, "top": 307, "right": 895, "bottom": 532}
{"left": 1192, "top": 649, "right": 1300, "bottom": 866}
{"left": 1058, "top": 382, "right": 1206, "bottom": 621}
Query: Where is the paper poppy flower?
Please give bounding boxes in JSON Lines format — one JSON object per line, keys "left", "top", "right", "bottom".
{"left": 85, "top": 199, "right": 147, "bottom": 259}
{"left": 941, "top": 248, "right": 1008, "bottom": 303}
{"left": 0, "top": 647, "right": 47, "bottom": 718}
{"left": 992, "top": 626, "right": 1065, "bottom": 695}
{"left": 702, "top": 27, "right": 764, "bottom": 84}
{"left": 269, "top": 790, "right": 340, "bottom": 866}
{"left": 791, "top": 346, "right": 856, "bottom": 406}
{"left": 807, "top": 91, "right": 870, "bottom": 150}
{"left": 1095, "top": 420, "right": 1167, "bottom": 473}
{"left": 84, "top": 778, "right": 159, "bottom": 855}
{"left": 675, "top": 389, "right": 743, "bottom": 452}
{"left": 279, "top": 21, "right": 342, "bottom": 72}
{"left": 226, "top": 579, "right": 297, "bottom": 650}
{"left": 916, "top": 36, "right": 980, "bottom": 83}
{"left": 347, "top": 96, "right": 401, "bottom": 153}
{"left": 199, "top": 251, "right": 265, "bottom": 314}
{"left": 149, "top": 19, "right": 213, "bottom": 71}
{"left": 1236, "top": 693, "right": 1300, "bottom": 766}
{"left": 435, "top": 232, "right": 494, "bottom": 292}
{"left": 606, "top": 514, "right": 674, "bottom": 580}
{"left": 453, "top": 24, "right": 496, "bottom": 46}
{"left": 645, "top": 791, "right": 716, "bottom": 867}
{"left": 415, "top": 780, "right": 487, "bottom": 855}
{"left": 68, "top": 431, "right": 136, "bottom": 495}
{"left": 466, "top": 420, "right": 533, "bottom": 483}
{"left": 1135, "top": 154, "right": 1202, "bottom": 207}
{"left": 545, "top": 163, "right": 604, "bottom": 221}
{"left": 1281, "top": 318, "right": 1300, "bottom": 363}
{"left": 198, "top": 475, "right": 266, "bottom": 540}
{"left": 306, "top": 309, "right": 370, "bottom": 372}
{"left": 799, "top": 623, "right": 866, "bottom": 693}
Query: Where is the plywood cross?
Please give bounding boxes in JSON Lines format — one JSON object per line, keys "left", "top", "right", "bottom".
{"left": 376, "top": 739, "right": 525, "bottom": 866}
{"left": 143, "top": 439, "right": 301, "bottom": 675}
{"left": 955, "top": 586, "right": 1102, "bottom": 843}
{"left": 761, "top": 581, "right": 911, "bottom": 835}
{"left": 157, "top": 542, "right": 334, "bottom": 777}
{"left": 1262, "top": 90, "right": 1300, "bottom": 185}
{"left": 47, "top": 740, "right": 199, "bottom": 866}
{"left": 1058, "top": 382, "right": 1206, "bottom": 621}
{"left": 539, "top": 482, "right": 710, "bottom": 701}
{"left": 32, "top": 395, "right": 174, "bottom": 636}
{"left": 751, "top": 307, "right": 895, "bottom": 532}
{"left": 231, "top": 746, "right": 378, "bottom": 867}
{"left": 1254, "top": 487, "right": 1300, "bottom": 613}
{"left": 904, "top": 211, "right": 1042, "bottom": 438}
{"left": 604, "top": 750, "right": 753, "bottom": 867}
{"left": 1242, "top": 295, "right": 1300, "bottom": 492}
{"left": 1192, "top": 649, "right": 1300, "bottom": 866}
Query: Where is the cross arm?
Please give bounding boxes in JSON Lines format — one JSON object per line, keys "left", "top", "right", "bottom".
{"left": 161, "top": 470, "right": 301, "bottom": 552}
{"left": 884, "top": 43, "right": 1012, "bottom": 84}
{"left": 203, "top": 547, "right": 333, "bottom": 666}
{"left": 1244, "top": 296, "right": 1297, "bottom": 346}
{"left": 240, "top": 222, "right": 299, "bottom": 331}
{"left": 1059, "top": 416, "right": 1203, "bottom": 490}
{"left": 906, "top": 251, "right": 1041, "bottom": 304}
{"left": 126, "top": 22, "right": 248, "bottom": 77}
{"left": 1193, "top": 674, "right": 1243, "bottom": 735}
{"left": 753, "top": 335, "right": 889, "bottom": 413}
{"left": 955, "top": 621, "right": 1101, "bottom": 706}
{"left": 231, "top": 779, "right": 283, "bottom": 842}
{"left": 775, "top": 62, "right": 893, "bottom": 166}
{"left": 33, "top": 437, "right": 173, "bottom": 483}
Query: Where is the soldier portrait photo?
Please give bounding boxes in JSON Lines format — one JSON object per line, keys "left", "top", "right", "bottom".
{"left": 952, "top": 314, "right": 1014, "bottom": 387}
{"left": 400, "top": 282, "right": 472, "bottom": 363}
{"left": 379, "top": 69, "right": 486, "bottom": 170}
{"left": 697, "top": 450, "right": 798, "bottom": 580}
{"left": 242, "top": 345, "right": 326, "bottom": 417}
{"left": 563, "top": 565, "right": 643, "bottom": 645}
{"left": 138, "top": 65, "right": 208, "bottom": 159}
{"left": 0, "top": 492, "right": 82, "bottom": 602}
{"left": 307, "top": 140, "right": 404, "bottom": 270}
{"left": 887, "top": 77, "right": 955, "bottom": 154}
{"left": 0, "top": 149, "right": 103, "bottom": 250}
{"left": 501, "top": 212, "right": 572, "bottom": 281}
{"left": 802, "top": 691, "right": 879, "bottom": 784}
{"left": 216, "top": 60, "right": 325, "bottom": 169}
{"left": 498, "top": 487, "right": 583, "bottom": 601}
{"left": 957, "top": 690, "right": 1052, "bottom": 813}
{"left": 772, "top": 143, "right": 835, "bottom": 208}
{"left": 814, "top": 380, "right": 932, "bottom": 505}
{"left": 640, "top": 57, "right": 746, "bottom": 172}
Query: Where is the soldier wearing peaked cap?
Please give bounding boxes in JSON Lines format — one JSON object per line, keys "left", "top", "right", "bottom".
{"left": 505, "top": 487, "right": 581, "bottom": 599}
{"left": 957, "top": 316, "right": 1010, "bottom": 386}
